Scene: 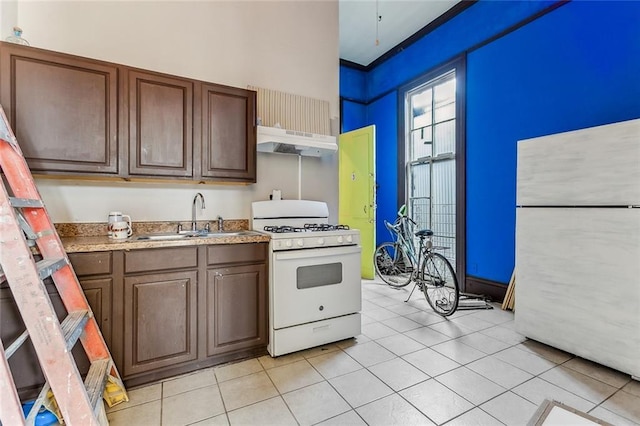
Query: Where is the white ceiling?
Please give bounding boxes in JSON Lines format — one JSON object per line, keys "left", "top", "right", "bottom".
{"left": 339, "top": 0, "right": 461, "bottom": 67}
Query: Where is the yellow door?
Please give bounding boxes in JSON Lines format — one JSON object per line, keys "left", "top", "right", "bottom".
{"left": 339, "top": 125, "right": 375, "bottom": 279}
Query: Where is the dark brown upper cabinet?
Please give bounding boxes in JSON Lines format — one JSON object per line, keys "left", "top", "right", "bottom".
{"left": 0, "top": 42, "right": 119, "bottom": 174}
{"left": 127, "top": 70, "right": 193, "bottom": 178}
{"left": 197, "top": 84, "right": 256, "bottom": 182}
{"left": 0, "top": 42, "right": 256, "bottom": 183}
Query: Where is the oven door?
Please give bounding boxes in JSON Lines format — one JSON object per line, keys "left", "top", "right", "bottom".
{"left": 272, "top": 245, "right": 361, "bottom": 329}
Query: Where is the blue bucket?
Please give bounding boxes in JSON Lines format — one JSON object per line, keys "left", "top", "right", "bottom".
{"left": 21, "top": 400, "right": 58, "bottom": 426}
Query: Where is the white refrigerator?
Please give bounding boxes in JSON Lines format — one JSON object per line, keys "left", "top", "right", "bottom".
{"left": 515, "top": 118, "right": 640, "bottom": 379}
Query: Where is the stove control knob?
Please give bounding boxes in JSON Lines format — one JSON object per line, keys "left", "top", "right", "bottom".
{"left": 346, "top": 235, "right": 353, "bottom": 243}
{"left": 337, "top": 236, "right": 344, "bottom": 244}
{"left": 318, "top": 238, "right": 325, "bottom": 245}
{"left": 285, "top": 240, "right": 293, "bottom": 248}
{"left": 297, "top": 239, "right": 304, "bottom": 247}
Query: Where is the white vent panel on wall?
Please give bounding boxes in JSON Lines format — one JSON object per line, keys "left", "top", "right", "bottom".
{"left": 248, "top": 86, "right": 331, "bottom": 135}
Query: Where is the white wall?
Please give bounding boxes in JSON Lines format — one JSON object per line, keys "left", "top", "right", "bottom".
{"left": 13, "top": 1, "right": 339, "bottom": 223}
{"left": 0, "top": 1, "right": 18, "bottom": 41}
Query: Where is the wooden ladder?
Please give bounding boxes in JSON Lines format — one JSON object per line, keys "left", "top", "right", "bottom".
{"left": 0, "top": 105, "right": 127, "bottom": 425}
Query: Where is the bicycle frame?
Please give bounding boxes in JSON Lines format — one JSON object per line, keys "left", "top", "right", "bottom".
{"left": 384, "top": 215, "right": 418, "bottom": 268}
{"left": 376, "top": 207, "right": 459, "bottom": 316}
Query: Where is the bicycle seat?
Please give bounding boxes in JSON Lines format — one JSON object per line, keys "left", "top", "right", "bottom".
{"left": 415, "top": 229, "right": 434, "bottom": 238}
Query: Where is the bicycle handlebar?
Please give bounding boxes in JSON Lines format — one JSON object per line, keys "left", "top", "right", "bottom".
{"left": 396, "top": 205, "right": 416, "bottom": 225}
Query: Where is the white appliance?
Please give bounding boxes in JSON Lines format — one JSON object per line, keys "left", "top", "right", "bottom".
{"left": 515, "top": 118, "right": 640, "bottom": 379}
{"left": 251, "top": 200, "right": 362, "bottom": 357}
{"left": 256, "top": 125, "right": 338, "bottom": 157}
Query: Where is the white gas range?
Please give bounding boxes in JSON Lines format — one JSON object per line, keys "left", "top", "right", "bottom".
{"left": 251, "top": 200, "right": 362, "bottom": 357}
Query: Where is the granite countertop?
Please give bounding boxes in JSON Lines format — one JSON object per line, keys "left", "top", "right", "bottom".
{"left": 56, "top": 220, "right": 270, "bottom": 253}
{"left": 61, "top": 233, "right": 270, "bottom": 253}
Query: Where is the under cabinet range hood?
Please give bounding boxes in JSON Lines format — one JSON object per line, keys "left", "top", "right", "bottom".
{"left": 256, "top": 125, "right": 337, "bottom": 157}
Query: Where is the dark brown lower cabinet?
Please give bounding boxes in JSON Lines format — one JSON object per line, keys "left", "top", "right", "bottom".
{"left": 0, "top": 283, "right": 66, "bottom": 397}
{"left": 123, "top": 270, "right": 198, "bottom": 376}
{"left": 72, "top": 277, "right": 114, "bottom": 374}
{"left": 204, "top": 264, "right": 267, "bottom": 357}
{"left": 0, "top": 261, "right": 113, "bottom": 398}
{"left": 1, "top": 243, "right": 268, "bottom": 392}
{"left": 120, "top": 243, "right": 268, "bottom": 386}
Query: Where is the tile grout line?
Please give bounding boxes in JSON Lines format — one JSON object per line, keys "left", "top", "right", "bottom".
{"left": 111, "top": 283, "right": 639, "bottom": 426}
{"left": 261, "top": 356, "right": 304, "bottom": 425}
{"left": 160, "top": 379, "right": 164, "bottom": 425}
{"left": 212, "top": 368, "right": 232, "bottom": 426}
{"left": 363, "top": 300, "right": 547, "bottom": 424}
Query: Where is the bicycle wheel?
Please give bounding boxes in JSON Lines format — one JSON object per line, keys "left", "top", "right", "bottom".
{"left": 373, "top": 242, "right": 413, "bottom": 287}
{"left": 420, "top": 252, "right": 459, "bottom": 316}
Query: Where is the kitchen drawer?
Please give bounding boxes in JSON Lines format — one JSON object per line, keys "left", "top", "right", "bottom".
{"left": 68, "top": 252, "right": 112, "bottom": 276}
{"left": 207, "top": 243, "right": 267, "bottom": 266}
{"left": 124, "top": 247, "right": 198, "bottom": 274}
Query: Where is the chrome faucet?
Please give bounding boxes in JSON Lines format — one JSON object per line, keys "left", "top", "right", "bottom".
{"left": 217, "top": 215, "right": 224, "bottom": 232}
{"left": 191, "top": 193, "right": 206, "bottom": 232}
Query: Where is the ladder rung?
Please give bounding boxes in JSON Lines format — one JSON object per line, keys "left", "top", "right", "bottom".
{"left": 1, "top": 105, "right": 127, "bottom": 423}
{"left": 61, "top": 311, "right": 90, "bottom": 351}
{"left": 36, "top": 258, "right": 68, "bottom": 280}
{"left": 36, "top": 230, "right": 55, "bottom": 238}
{"left": 0, "top": 113, "right": 17, "bottom": 145}
{"left": 5, "top": 329, "right": 29, "bottom": 359}
{"left": 17, "top": 212, "right": 38, "bottom": 239}
{"left": 25, "top": 382, "right": 51, "bottom": 424}
{"left": 85, "top": 359, "right": 111, "bottom": 413}
{"left": 9, "top": 196, "right": 44, "bottom": 208}
{"left": 16, "top": 212, "right": 56, "bottom": 242}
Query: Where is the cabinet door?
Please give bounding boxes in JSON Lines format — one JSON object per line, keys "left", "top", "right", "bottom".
{"left": 0, "top": 277, "right": 111, "bottom": 396}
{"left": 123, "top": 270, "right": 198, "bottom": 376}
{"left": 72, "top": 277, "right": 114, "bottom": 374}
{"left": 199, "top": 84, "right": 256, "bottom": 182}
{"left": 78, "top": 277, "right": 113, "bottom": 347}
{"left": 0, "top": 282, "right": 63, "bottom": 396}
{"left": 128, "top": 70, "right": 193, "bottom": 177}
{"left": 204, "top": 264, "right": 267, "bottom": 356}
{"left": 0, "top": 42, "right": 119, "bottom": 174}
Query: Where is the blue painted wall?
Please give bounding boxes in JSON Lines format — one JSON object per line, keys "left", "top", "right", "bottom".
{"left": 341, "top": 100, "right": 367, "bottom": 133}
{"left": 366, "top": 93, "right": 398, "bottom": 242}
{"left": 366, "top": 1, "right": 556, "bottom": 100}
{"left": 340, "top": 0, "right": 640, "bottom": 285}
{"left": 466, "top": 1, "right": 640, "bottom": 282}
{"left": 340, "top": 66, "right": 367, "bottom": 102}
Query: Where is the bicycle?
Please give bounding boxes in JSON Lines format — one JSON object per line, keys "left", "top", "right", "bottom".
{"left": 373, "top": 207, "right": 459, "bottom": 316}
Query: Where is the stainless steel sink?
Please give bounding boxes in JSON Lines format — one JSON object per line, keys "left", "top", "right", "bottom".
{"left": 198, "top": 230, "right": 259, "bottom": 237}
{"left": 135, "top": 233, "right": 194, "bottom": 241}
{"left": 135, "top": 230, "right": 259, "bottom": 241}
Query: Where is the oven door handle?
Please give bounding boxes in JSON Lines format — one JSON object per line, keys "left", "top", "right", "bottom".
{"left": 274, "top": 245, "right": 361, "bottom": 260}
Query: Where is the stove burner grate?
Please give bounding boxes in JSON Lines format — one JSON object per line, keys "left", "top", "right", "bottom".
{"left": 263, "top": 225, "right": 306, "bottom": 233}
{"left": 263, "top": 224, "right": 351, "bottom": 233}
{"left": 304, "top": 223, "right": 350, "bottom": 232}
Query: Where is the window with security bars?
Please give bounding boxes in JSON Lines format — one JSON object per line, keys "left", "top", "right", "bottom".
{"left": 406, "top": 71, "right": 456, "bottom": 269}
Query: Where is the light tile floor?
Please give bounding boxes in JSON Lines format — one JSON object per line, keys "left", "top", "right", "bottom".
{"left": 107, "top": 279, "right": 640, "bottom": 426}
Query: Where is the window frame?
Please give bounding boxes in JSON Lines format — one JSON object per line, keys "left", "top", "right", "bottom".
{"left": 397, "top": 55, "right": 467, "bottom": 290}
